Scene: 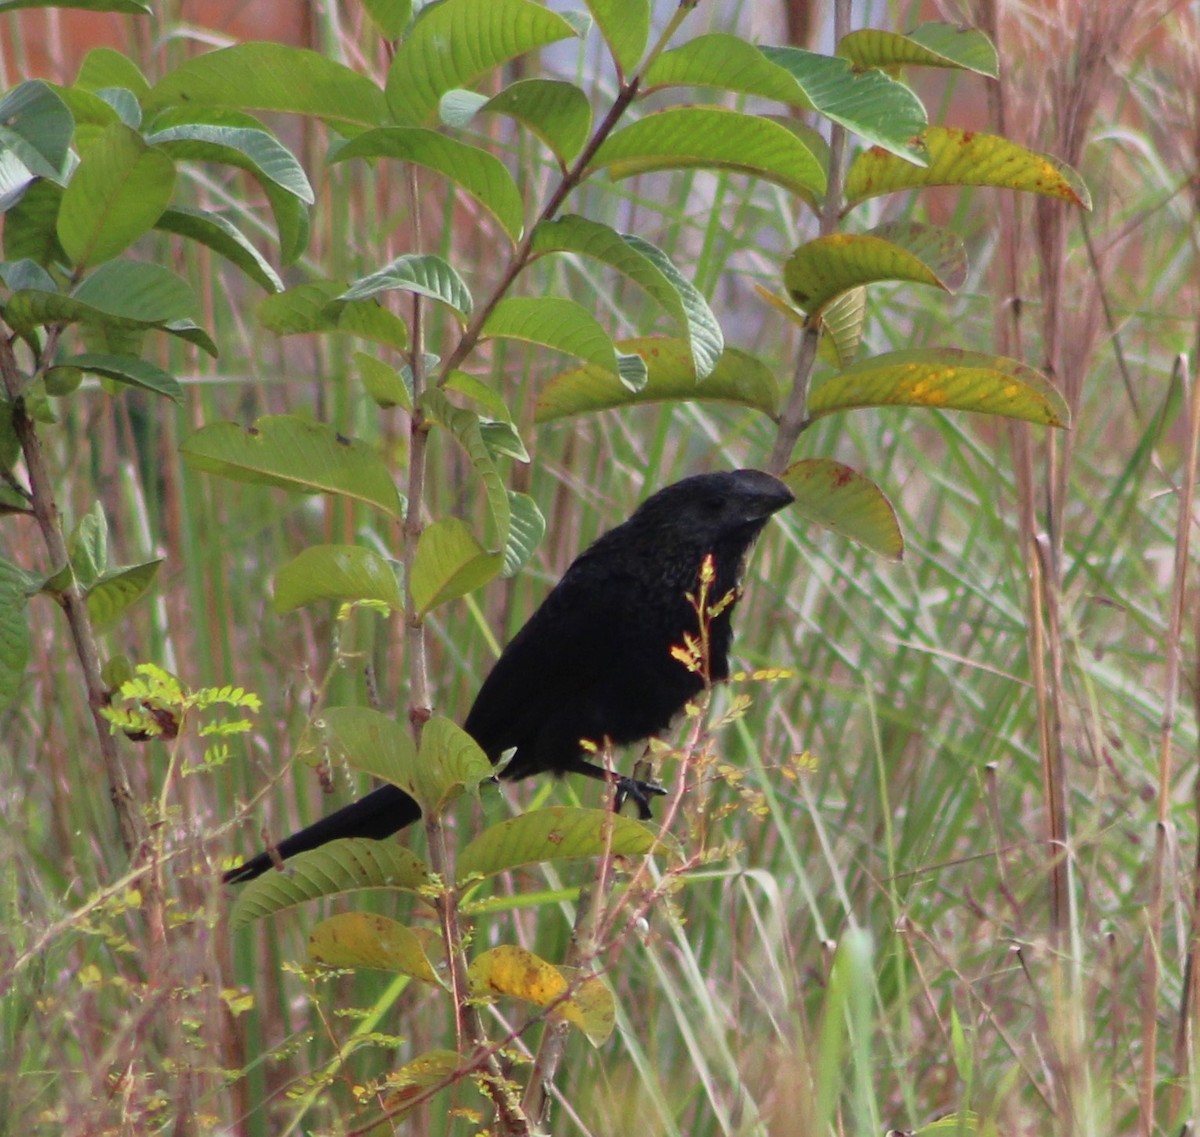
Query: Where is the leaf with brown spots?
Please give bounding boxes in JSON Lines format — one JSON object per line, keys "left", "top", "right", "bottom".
{"left": 808, "top": 348, "right": 1070, "bottom": 428}
{"left": 844, "top": 126, "right": 1091, "bottom": 210}
{"left": 780, "top": 459, "right": 903, "bottom": 560}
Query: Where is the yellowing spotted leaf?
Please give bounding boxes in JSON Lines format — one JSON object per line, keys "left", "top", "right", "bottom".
{"left": 467, "top": 945, "right": 615, "bottom": 1046}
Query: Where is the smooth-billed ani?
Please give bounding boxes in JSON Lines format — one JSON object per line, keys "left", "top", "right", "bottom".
{"left": 224, "top": 469, "right": 793, "bottom": 883}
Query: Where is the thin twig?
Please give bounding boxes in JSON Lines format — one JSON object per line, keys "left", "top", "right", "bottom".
{"left": 767, "top": 0, "right": 852, "bottom": 474}
{"left": 0, "top": 333, "right": 146, "bottom": 859}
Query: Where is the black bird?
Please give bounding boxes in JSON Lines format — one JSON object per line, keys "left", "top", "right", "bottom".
{"left": 224, "top": 469, "right": 793, "bottom": 883}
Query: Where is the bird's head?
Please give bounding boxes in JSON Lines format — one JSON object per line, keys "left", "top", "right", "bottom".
{"left": 633, "top": 469, "right": 795, "bottom": 546}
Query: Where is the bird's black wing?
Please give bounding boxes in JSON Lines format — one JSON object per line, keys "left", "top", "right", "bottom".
{"left": 463, "top": 548, "right": 643, "bottom": 778}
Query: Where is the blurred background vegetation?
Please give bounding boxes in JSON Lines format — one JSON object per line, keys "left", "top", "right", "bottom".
{"left": 2, "top": 1, "right": 1198, "bottom": 1135}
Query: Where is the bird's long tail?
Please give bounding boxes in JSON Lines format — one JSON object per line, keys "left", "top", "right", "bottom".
{"left": 222, "top": 783, "right": 422, "bottom": 884}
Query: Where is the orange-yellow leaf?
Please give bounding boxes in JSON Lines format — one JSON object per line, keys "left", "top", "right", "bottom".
{"left": 308, "top": 912, "right": 443, "bottom": 984}
{"left": 380, "top": 1049, "right": 464, "bottom": 1115}
{"left": 845, "top": 126, "right": 1091, "bottom": 210}
{"left": 809, "top": 348, "right": 1070, "bottom": 427}
{"left": 467, "top": 945, "right": 615, "bottom": 1046}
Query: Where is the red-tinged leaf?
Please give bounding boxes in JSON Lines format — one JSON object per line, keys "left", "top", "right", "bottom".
{"left": 780, "top": 459, "right": 903, "bottom": 560}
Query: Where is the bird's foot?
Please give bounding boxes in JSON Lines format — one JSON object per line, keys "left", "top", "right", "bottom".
{"left": 613, "top": 775, "right": 667, "bottom": 820}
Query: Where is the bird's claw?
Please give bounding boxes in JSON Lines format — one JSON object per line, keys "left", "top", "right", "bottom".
{"left": 613, "top": 775, "right": 667, "bottom": 820}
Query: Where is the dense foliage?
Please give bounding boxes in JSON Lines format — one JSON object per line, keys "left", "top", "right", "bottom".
{"left": 0, "top": 2, "right": 1193, "bottom": 1136}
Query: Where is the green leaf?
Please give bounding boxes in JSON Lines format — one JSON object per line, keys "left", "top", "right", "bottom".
{"left": 758, "top": 46, "right": 928, "bottom": 162}
{"left": 57, "top": 124, "right": 176, "bottom": 267}
{"left": 468, "top": 944, "right": 615, "bottom": 1046}
{"left": 86, "top": 558, "right": 163, "bottom": 628}
{"left": 436, "top": 89, "right": 489, "bottom": 127}
{"left": 181, "top": 415, "right": 404, "bottom": 518}
{"left": 445, "top": 371, "right": 511, "bottom": 421}
{"left": 446, "top": 79, "right": 592, "bottom": 166}
{"left": 77, "top": 47, "right": 151, "bottom": 96}
{"left": 258, "top": 281, "right": 409, "bottom": 350}
{"left": 320, "top": 708, "right": 492, "bottom": 818}
{"left": 583, "top": 0, "right": 649, "bottom": 73}
{"left": 341, "top": 253, "right": 472, "bottom": 317}
{"left": 355, "top": 351, "right": 413, "bottom": 410}
{"left": 256, "top": 280, "right": 346, "bottom": 333}
{"left": 917, "top": 1112, "right": 981, "bottom": 1135}
{"left": 331, "top": 128, "right": 524, "bottom": 242}
{"left": 0, "top": 396, "right": 18, "bottom": 471}
{"left": 480, "top": 420, "right": 529, "bottom": 463}
{"left": 0, "top": 152, "right": 35, "bottom": 213}
{"left": 645, "top": 34, "right": 814, "bottom": 105}
{"left": 5, "top": 260, "right": 197, "bottom": 335}
{"left": 58, "top": 352, "right": 182, "bottom": 400}
{"left": 415, "top": 715, "right": 494, "bottom": 817}
{"left": 75, "top": 259, "right": 197, "bottom": 322}
{"left": 362, "top": 0, "right": 412, "bottom": 38}
{"left": 385, "top": 0, "right": 577, "bottom": 125}
{"left": 93, "top": 88, "right": 141, "bottom": 129}
{"left": 0, "top": 485, "right": 28, "bottom": 513}
{"left": 145, "top": 43, "right": 387, "bottom": 127}
{"left": 815, "top": 929, "right": 874, "bottom": 1129}
{"left": 816, "top": 286, "right": 867, "bottom": 368}
{"left": 155, "top": 206, "right": 283, "bottom": 292}
{"left": 229, "top": 841, "right": 429, "bottom": 929}
{"left": 263, "top": 180, "right": 310, "bottom": 264}
{"left": 69, "top": 501, "right": 108, "bottom": 586}
{"left": 844, "top": 126, "right": 1092, "bottom": 210}
{"left": 420, "top": 388, "right": 510, "bottom": 540}
{"left": 809, "top": 348, "right": 1071, "bottom": 427}
{"left": 52, "top": 85, "right": 120, "bottom": 137}
{"left": 780, "top": 459, "right": 902, "bottom": 560}
{"left": 748, "top": 281, "right": 864, "bottom": 371}
{"left": 838, "top": 23, "right": 998, "bottom": 77}
{"left": 784, "top": 221, "right": 967, "bottom": 314}
{"left": 535, "top": 337, "right": 781, "bottom": 423}
{"left": 273, "top": 544, "right": 403, "bottom": 613}
{"left": 503, "top": 491, "right": 545, "bottom": 578}
{"left": 531, "top": 216, "right": 723, "bottom": 380}
{"left": 2, "top": 180, "right": 67, "bottom": 265}
{"left": 319, "top": 705, "right": 417, "bottom": 797}
{"left": 308, "top": 912, "right": 442, "bottom": 983}
{"left": 482, "top": 296, "right": 620, "bottom": 373}
{"left": 147, "top": 123, "right": 314, "bottom": 204}
{"left": 458, "top": 806, "right": 666, "bottom": 881}
{"left": 590, "top": 107, "right": 827, "bottom": 207}
{"left": 0, "top": 398, "right": 19, "bottom": 474}
{"left": 162, "top": 319, "right": 218, "bottom": 358}
{"left": 0, "top": 0, "right": 148, "bottom": 10}
{"left": 410, "top": 516, "right": 504, "bottom": 614}
{"left": 1, "top": 257, "right": 56, "bottom": 292}
{"left": 0, "top": 558, "right": 30, "bottom": 710}
{"left": 0, "top": 80, "right": 73, "bottom": 179}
